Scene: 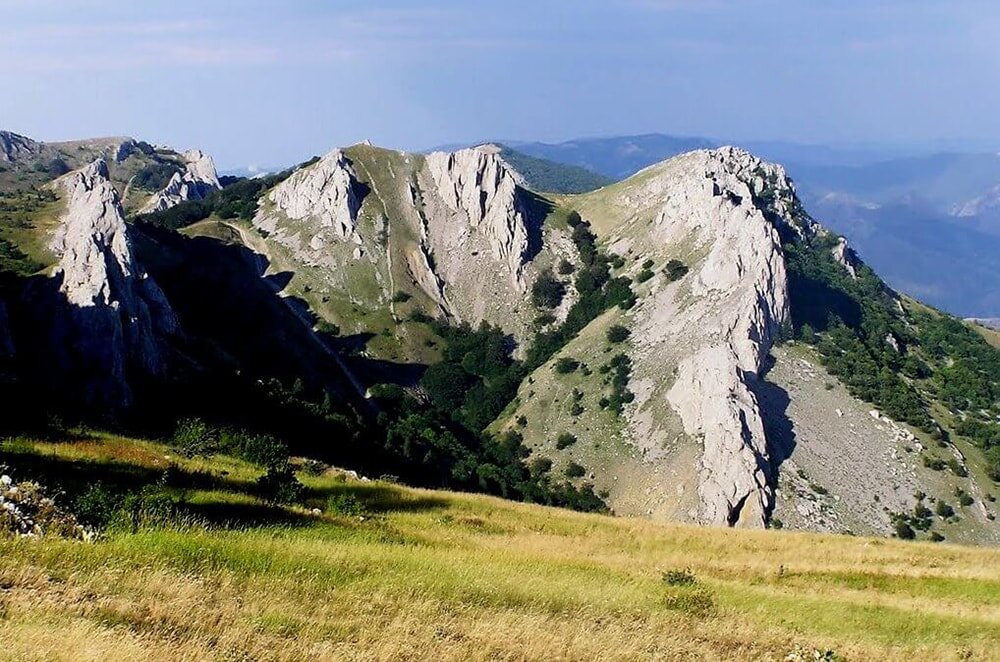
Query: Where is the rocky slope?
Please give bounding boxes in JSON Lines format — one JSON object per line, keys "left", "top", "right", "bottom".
{"left": 0, "top": 130, "right": 41, "bottom": 163}
{"left": 492, "top": 147, "right": 998, "bottom": 540}
{"left": 247, "top": 144, "right": 568, "bottom": 359}
{"left": 140, "top": 149, "right": 221, "bottom": 213}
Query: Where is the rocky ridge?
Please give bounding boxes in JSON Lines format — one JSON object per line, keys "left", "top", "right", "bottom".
{"left": 141, "top": 149, "right": 221, "bottom": 213}
{"left": 424, "top": 145, "right": 532, "bottom": 282}
{"left": 0, "top": 130, "right": 40, "bottom": 163}
{"left": 256, "top": 149, "right": 363, "bottom": 254}
{"left": 46, "top": 159, "right": 178, "bottom": 410}
{"left": 614, "top": 148, "right": 792, "bottom": 526}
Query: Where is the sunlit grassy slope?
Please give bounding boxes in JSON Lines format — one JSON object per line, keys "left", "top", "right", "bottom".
{"left": 1, "top": 434, "right": 999, "bottom": 661}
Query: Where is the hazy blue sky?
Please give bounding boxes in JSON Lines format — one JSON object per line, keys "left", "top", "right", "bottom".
{"left": 3, "top": 1, "right": 999, "bottom": 169}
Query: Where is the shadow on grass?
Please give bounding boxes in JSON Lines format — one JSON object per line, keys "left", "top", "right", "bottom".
{"left": 303, "top": 481, "right": 450, "bottom": 514}
{"left": 0, "top": 441, "right": 256, "bottom": 499}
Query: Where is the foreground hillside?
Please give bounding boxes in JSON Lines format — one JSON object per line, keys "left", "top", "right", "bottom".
{"left": 2, "top": 433, "right": 999, "bottom": 661}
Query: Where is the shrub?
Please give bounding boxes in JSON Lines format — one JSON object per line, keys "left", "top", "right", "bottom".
{"left": 326, "top": 493, "right": 365, "bottom": 517}
{"left": 0, "top": 473, "right": 88, "bottom": 539}
{"left": 220, "top": 430, "right": 289, "bottom": 468}
{"left": 570, "top": 402, "right": 584, "bottom": 416}
{"left": 661, "top": 569, "right": 697, "bottom": 586}
{"left": 635, "top": 268, "right": 655, "bottom": 283}
{"left": 533, "top": 312, "right": 556, "bottom": 328}
{"left": 663, "top": 259, "right": 689, "bottom": 281}
{"left": 316, "top": 320, "right": 341, "bottom": 336}
{"left": 74, "top": 483, "right": 120, "bottom": 529}
{"left": 173, "top": 418, "right": 219, "bottom": 458}
{"left": 531, "top": 270, "right": 565, "bottom": 309}
{"left": 392, "top": 291, "right": 412, "bottom": 303}
{"left": 557, "top": 259, "right": 575, "bottom": 275}
{"left": 922, "top": 456, "right": 946, "bottom": 471}
{"left": 929, "top": 531, "right": 945, "bottom": 542}
{"left": 893, "top": 520, "right": 915, "bottom": 540}
{"left": 554, "top": 357, "right": 580, "bottom": 374}
{"left": 606, "top": 325, "right": 630, "bottom": 343}
{"left": 529, "top": 457, "right": 553, "bottom": 476}
{"left": 556, "top": 432, "right": 577, "bottom": 450}
{"left": 935, "top": 500, "right": 954, "bottom": 518}
{"left": 565, "top": 462, "right": 586, "bottom": 478}
{"left": 662, "top": 587, "right": 715, "bottom": 617}
{"left": 257, "top": 464, "right": 304, "bottom": 504}
{"left": 641, "top": 258, "right": 655, "bottom": 270}
{"left": 956, "top": 490, "right": 974, "bottom": 507}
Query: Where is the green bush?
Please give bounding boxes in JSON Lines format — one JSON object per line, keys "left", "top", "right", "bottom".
{"left": 326, "top": 493, "right": 365, "bottom": 517}
{"left": 662, "top": 587, "right": 715, "bottom": 617}
{"left": 529, "top": 457, "right": 553, "bottom": 476}
{"left": 556, "top": 432, "right": 577, "bottom": 450}
{"left": 947, "top": 458, "right": 968, "bottom": 477}
{"left": 922, "top": 456, "right": 946, "bottom": 471}
{"left": 661, "top": 569, "right": 697, "bottom": 586}
{"left": 935, "top": 500, "right": 954, "bottom": 518}
{"left": 893, "top": 520, "right": 915, "bottom": 540}
{"left": 663, "top": 259, "right": 689, "bottom": 282}
{"left": 635, "top": 268, "right": 655, "bottom": 283}
{"left": 565, "top": 462, "right": 586, "bottom": 478}
{"left": 557, "top": 259, "right": 575, "bottom": 275}
{"left": 531, "top": 270, "right": 566, "bottom": 309}
{"left": 554, "top": 357, "right": 580, "bottom": 374}
{"left": 173, "top": 418, "right": 219, "bottom": 458}
{"left": 392, "top": 291, "right": 412, "bottom": 303}
{"left": 257, "top": 463, "right": 304, "bottom": 505}
{"left": 606, "top": 325, "right": 630, "bottom": 343}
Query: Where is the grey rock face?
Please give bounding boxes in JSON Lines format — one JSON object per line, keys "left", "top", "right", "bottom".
{"left": 47, "top": 159, "right": 178, "bottom": 411}
{"left": 260, "top": 149, "right": 362, "bottom": 245}
{"left": 0, "top": 130, "right": 40, "bottom": 163}
{"left": 610, "top": 148, "right": 793, "bottom": 527}
{"left": 425, "top": 145, "right": 531, "bottom": 282}
{"left": 831, "top": 237, "right": 859, "bottom": 279}
{"left": 140, "top": 149, "right": 221, "bottom": 213}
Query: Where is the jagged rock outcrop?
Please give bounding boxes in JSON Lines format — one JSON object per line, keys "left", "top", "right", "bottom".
{"left": 259, "top": 149, "right": 362, "bottom": 247}
{"left": 141, "top": 149, "right": 221, "bottom": 213}
{"left": 598, "top": 148, "right": 792, "bottom": 527}
{"left": 831, "top": 237, "right": 859, "bottom": 279}
{"left": 44, "top": 159, "right": 178, "bottom": 411}
{"left": 425, "top": 145, "right": 531, "bottom": 281}
{"left": 0, "top": 130, "right": 40, "bottom": 163}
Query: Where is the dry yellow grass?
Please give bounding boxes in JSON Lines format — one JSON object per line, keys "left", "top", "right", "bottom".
{"left": 1, "top": 434, "right": 999, "bottom": 661}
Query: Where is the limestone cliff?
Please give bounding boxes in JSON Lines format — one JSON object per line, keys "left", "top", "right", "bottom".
{"left": 255, "top": 149, "right": 363, "bottom": 256}
{"left": 45, "top": 159, "right": 178, "bottom": 410}
{"left": 0, "top": 130, "right": 40, "bottom": 163}
{"left": 247, "top": 144, "right": 558, "bottom": 353}
{"left": 424, "top": 145, "right": 532, "bottom": 282}
{"left": 140, "top": 149, "right": 221, "bottom": 213}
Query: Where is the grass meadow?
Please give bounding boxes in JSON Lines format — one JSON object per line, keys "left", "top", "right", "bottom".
{"left": 1, "top": 432, "right": 998, "bottom": 660}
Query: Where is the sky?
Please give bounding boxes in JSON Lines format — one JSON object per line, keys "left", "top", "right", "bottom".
{"left": 3, "top": 0, "right": 1000, "bottom": 170}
